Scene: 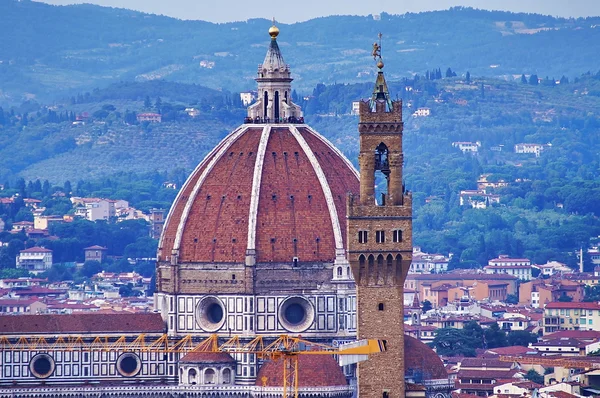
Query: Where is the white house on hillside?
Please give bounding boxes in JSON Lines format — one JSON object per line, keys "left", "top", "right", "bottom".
{"left": 16, "top": 247, "right": 53, "bottom": 274}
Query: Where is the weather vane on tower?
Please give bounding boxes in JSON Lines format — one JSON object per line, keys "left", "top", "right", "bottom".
{"left": 372, "top": 33, "right": 384, "bottom": 69}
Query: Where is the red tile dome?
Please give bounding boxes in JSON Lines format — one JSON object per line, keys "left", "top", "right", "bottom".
{"left": 256, "top": 354, "right": 347, "bottom": 387}
{"left": 158, "top": 125, "right": 359, "bottom": 265}
{"left": 404, "top": 335, "right": 448, "bottom": 380}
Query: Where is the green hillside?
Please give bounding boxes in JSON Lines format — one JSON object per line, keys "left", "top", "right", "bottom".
{"left": 1, "top": 1, "right": 600, "bottom": 104}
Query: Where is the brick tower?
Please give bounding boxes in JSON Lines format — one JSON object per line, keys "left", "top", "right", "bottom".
{"left": 347, "top": 50, "right": 412, "bottom": 398}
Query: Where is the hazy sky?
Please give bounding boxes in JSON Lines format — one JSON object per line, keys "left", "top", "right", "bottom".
{"left": 37, "top": 0, "right": 600, "bottom": 23}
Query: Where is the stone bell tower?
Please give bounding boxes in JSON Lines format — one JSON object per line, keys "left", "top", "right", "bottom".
{"left": 347, "top": 39, "right": 412, "bottom": 398}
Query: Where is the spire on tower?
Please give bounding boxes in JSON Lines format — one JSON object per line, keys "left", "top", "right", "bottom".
{"left": 369, "top": 33, "right": 393, "bottom": 111}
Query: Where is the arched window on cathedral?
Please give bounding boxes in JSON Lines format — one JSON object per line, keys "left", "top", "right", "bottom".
{"left": 204, "top": 368, "right": 216, "bottom": 384}
{"left": 337, "top": 267, "right": 343, "bottom": 277}
{"left": 274, "top": 91, "right": 280, "bottom": 120}
{"left": 188, "top": 368, "right": 197, "bottom": 385}
{"left": 222, "top": 368, "right": 232, "bottom": 384}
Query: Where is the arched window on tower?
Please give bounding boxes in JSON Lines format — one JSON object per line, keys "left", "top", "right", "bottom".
{"left": 374, "top": 143, "right": 390, "bottom": 205}
{"left": 274, "top": 91, "right": 280, "bottom": 121}
{"left": 284, "top": 91, "right": 288, "bottom": 104}
{"left": 263, "top": 91, "right": 269, "bottom": 119}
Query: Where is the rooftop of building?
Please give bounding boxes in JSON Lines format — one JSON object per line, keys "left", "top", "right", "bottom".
{"left": 0, "top": 312, "right": 165, "bottom": 335}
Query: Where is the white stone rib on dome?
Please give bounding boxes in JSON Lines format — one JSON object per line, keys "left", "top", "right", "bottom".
{"left": 246, "top": 125, "right": 271, "bottom": 254}
{"left": 289, "top": 125, "right": 344, "bottom": 255}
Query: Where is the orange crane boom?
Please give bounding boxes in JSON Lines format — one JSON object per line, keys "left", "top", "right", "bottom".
{"left": 0, "top": 333, "right": 385, "bottom": 398}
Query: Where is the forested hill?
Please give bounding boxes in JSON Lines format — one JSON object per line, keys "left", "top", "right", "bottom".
{"left": 2, "top": 0, "right": 600, "bottom": 104}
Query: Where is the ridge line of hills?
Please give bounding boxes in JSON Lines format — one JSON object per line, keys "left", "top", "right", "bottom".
{"left": 2, "top": 1, "right": 600, "bottom": 105}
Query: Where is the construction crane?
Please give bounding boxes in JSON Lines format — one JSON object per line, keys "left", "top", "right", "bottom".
{"left": 0, "top": 333, "right": 385, "bottom": 398}
{"left": 499, "top": 355, "right": 600, "bottom": 370}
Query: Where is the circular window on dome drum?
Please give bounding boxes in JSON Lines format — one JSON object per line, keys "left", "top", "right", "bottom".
{"left": 116, "top": 352, "right": 142, "bottom": 377}
{"left": 30, "top": 353, "right": 55, "bottom": 379}
{"left": 278, "top": 296, "right": 314, "bottom": 333}
{"left": 196, "top": 296, "right": 226, "bottom": 332}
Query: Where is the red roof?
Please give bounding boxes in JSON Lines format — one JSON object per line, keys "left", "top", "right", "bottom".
{"left": 84, "top": 245, "right": 108, "bottom": 250}
{"left": 405, "top": 335, "right": 448, "bottom": 379}
{"left": 545, "top": 330, "right": 600, "bottom": 340}
{"left": 408, "top": 273, "right": 518, "bottom": 281}
{"left": 545, "top": 302, "right": 600, "bottom": 310}
{"left": 256, "top": 354, "right": 347, "bottom": 387}
{"left": 20, "top": 246, "right": 52, "bottom": 253}
{"left": 159, "top": 126, "right": 359, "bottom": 264}
{"left": 484, "top": 346, "right": 536, "bottom": 356}
{"left": 458, "top": 369, "right": 522, "bottom": 379}
{"left": 0, "top": 313, "right": 165, "bottom": 334}
{"left": 0, "top": 298, "right": 41, "bottom": 306}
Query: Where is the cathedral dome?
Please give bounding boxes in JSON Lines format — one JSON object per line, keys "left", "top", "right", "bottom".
{"left": 404, "top": 335, "right": 448, "bottom": 380}
{"left": 158, "top": 125, "right": 359, "bottom": 265}
{"left": 158, "top": 24, "right": 359, "bottom": 267}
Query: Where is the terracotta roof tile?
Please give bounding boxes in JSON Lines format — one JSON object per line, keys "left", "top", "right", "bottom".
{"left": 0, "top": 313, "right": 165, "bottom": 334}
{"left": 256, "top": 354, "right": 346, "bottom": 387}
{"left": 405, "top": 335, "right": 448, "bottom": 379}
{"left": 179, "top": 352, "right": 235, "bottom": 363}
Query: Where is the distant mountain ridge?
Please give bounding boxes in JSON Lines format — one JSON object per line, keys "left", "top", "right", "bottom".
{"left": 1, "top": 0, "right": 600, "bottom": 105}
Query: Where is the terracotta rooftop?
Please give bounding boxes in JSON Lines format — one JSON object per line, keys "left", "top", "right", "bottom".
{"left": 256, "top": 354, "right": 347, "bottom": 387}
{"left": 545, "top": 330, "right": 600, "bottom": 340}
{"left": 158, "top": 126, "right": 359, "bottom": 265}
{"left": 179, "top": 352, "right": 235, "bottom": 363}
{"left": 84, "top": 245, "right": 108, "bottom": 250}
{"left": 407, "top": 273, "right": 518, "bottom": 281}
{"left": 483, "top": 346, "right": 536, "bottom": 356}
{"left": 545, "top": 302, "right": 600, "bottom": 310}
{"left": 405, "top": 335, "right": 448, "bottom": 379}
{"left": 0, "top": 313, "right": 165, "bottom": 335}
{"left": 20, "top": 246, "right": 52, "bottom": 253}
{"left": 460, "top": 357, "right": 513, "bottom": 369}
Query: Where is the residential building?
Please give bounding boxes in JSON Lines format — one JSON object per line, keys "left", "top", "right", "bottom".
{"left": 484, "top": 255, "right": 532, "bottom": 281}
{"left": 452, "top": 141, "right": 481, "bottom": 153}
{"left": 514, "top": 143, "right": 551, "bottom": 157}
{"left": 84, "top": 245, "right": 108, "bottom": 263}
{"left": 34, "top": 214, "right": 64, "bottom": 230}
{"left": 520, "top": 279, "right": 584, "bottom": 308}
{"left": 459, "top": 190, "right": 500, "bottom": 209}
{"left": 11, "top": 221, "right": 34, "bottom": 232}
{"left": 535, "top": 261, "right": 573, "bottom": 277}
{"left": 16, "top": 246, "right": 53, "bottom": 273}
{"left": 543, "top": 302, "right": 600, "bottom": 333}
{"left": 405, "top": 272, "right": 519, "bottom": 298}
{"left": 149, "top": 208, "right": 165, "bottom": 239}
{"left": 239, "top": 91, "right": 257, "bottom": 106}
{"left": 136, "top": 112, "right": 162, "bottom": 123}
{"left": 493, "top": 380, "right": 542, "bottom": 396}
{"left": 71, "top": 197, "right": 130, "bottom": 222}
{"left": 410, "top": 247, "right": 450, "bottom": 274}
{"left": 477, "top": 174, "right": 508, "bottom": 191}
{"left": 413, "top": 107, "right": 431, "bottom": 117}
{"left": 590, "top": 247, "right": 600, "bottom": 265}
{"left": 455, "top": 357, "right": 524, "bottom": 396}
{"left": 0, "top": 298, "right": 47, "bottom": 314}
{"left": 184, "top": 107, "right": 200, "bottom": 117}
